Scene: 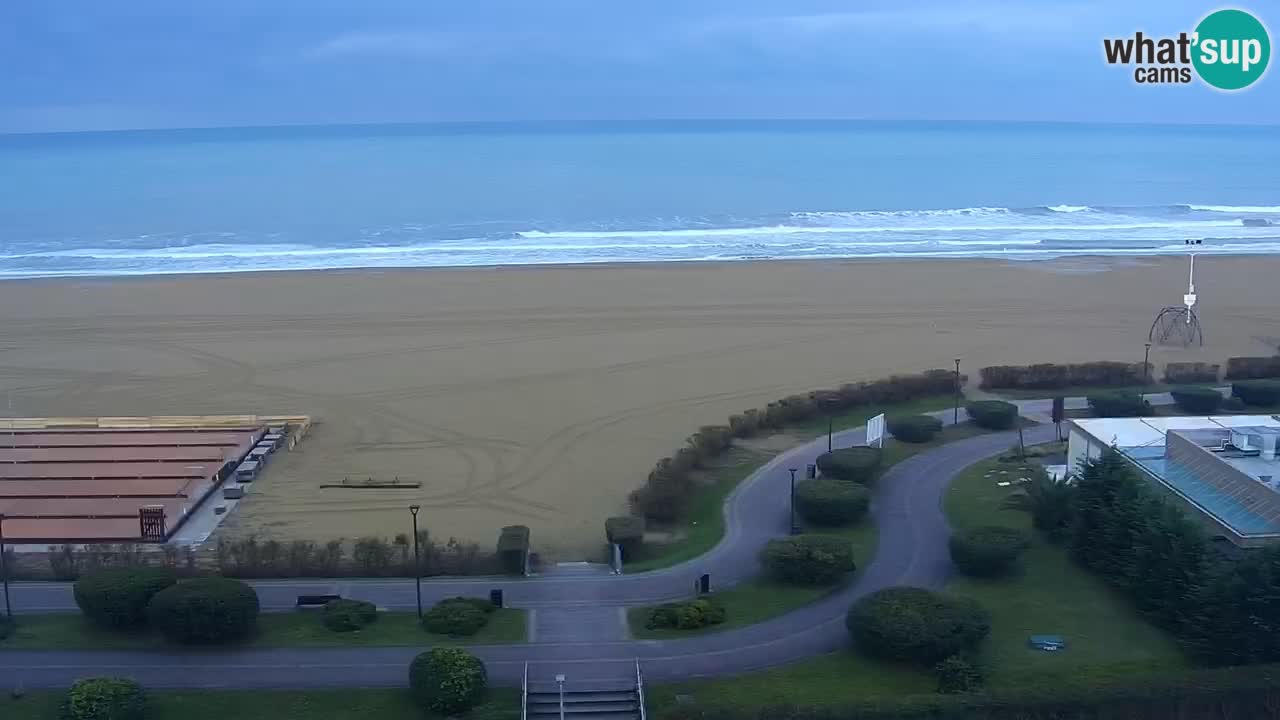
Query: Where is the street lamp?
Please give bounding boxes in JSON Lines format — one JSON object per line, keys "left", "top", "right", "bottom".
{"left": 555, "top": 674, "right": 567, "bottom": 720}
{"left": 1143, "top": 342, "right": 1153, "bottom": 386}
{"left": 953, "top": 358, "right": 962, "bottom": 425}
{"left": 788, "top": 468, "right": 799, "bottom": 535}
{"left": 409, "top": 505, "right": 422, "bottom": 619}
{"left": 0, "top": 513, "right": 11, "bottom": 620}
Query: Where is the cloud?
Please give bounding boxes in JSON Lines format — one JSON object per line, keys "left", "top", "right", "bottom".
{"left": 304, "top": 30, "right": 480, "bottom": 61}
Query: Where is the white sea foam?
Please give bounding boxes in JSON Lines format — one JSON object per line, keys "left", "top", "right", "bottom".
{"left": 1047, "top": 205, "right": 1092, "bottom": 213}
{"left": 1187, "top": 204, "right": 1280, "bottom": 213}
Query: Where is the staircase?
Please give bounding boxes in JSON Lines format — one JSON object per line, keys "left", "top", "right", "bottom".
{"left": 523, "top": 662, "right": 646, "bottom": 720}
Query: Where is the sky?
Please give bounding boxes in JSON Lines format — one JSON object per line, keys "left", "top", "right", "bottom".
{"left": 0, "top": 0, "right": 1276, "bottom": 133}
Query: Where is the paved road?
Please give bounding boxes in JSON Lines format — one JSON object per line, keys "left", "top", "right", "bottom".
{"left": 1, "top": 408, "right": 1057, "bottom": 689}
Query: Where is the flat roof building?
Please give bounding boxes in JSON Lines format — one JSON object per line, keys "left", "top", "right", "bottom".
{"left": 1068, "top": 415, "right": 1280, "bottom": 547}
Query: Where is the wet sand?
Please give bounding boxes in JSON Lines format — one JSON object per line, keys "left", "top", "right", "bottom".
{"left": 0, "top": 256, "right": 1276, "bottom": 558}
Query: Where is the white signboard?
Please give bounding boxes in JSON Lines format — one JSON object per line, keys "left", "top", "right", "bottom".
{"left": 866, "top": 413, "right": 886, "bottom": 448}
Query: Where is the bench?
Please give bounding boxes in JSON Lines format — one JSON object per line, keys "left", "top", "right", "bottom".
{"left": 296, "top": 594, "right": 341, "bottom": 608}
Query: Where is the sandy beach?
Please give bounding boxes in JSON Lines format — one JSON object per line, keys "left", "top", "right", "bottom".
{"left": 0, "top": 256, "right": 1276, "bottom": 558}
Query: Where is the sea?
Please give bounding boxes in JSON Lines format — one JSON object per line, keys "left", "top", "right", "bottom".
{"left": 1, "top": 120, "right": 1277, "bottom": 279}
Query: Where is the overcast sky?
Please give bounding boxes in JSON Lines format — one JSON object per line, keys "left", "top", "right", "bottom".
{"left": 1, "top": 0, "right": 1275, "bottom": 133}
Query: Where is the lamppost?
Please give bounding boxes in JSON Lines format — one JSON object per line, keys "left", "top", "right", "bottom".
{"left": 788, "top": 468, "right": 799, "bottom": 535}
{"left": 0, "top": 513, "right": 11, "bottom": 620}
{"left": 1143, "top": 342, "right": 1153, "bottom": 386}
{"left": 555, "top": 673, "right": 567, "bottom": 720}
{"left": 409, "top": 505, "right": 422, "bottom": 619}
{"left": 827, "top": 412, "right": 833, "bottom": 453}
{"left": 953, "top": 358, "right": 962, "bottom": 425}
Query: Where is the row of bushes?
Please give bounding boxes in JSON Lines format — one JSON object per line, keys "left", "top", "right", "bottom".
{"left": 1094, "top": 380, "right": 1278, "bottom": 418}
{"left": 73, "top": 567, "right": 261, "bottom": 644}
{"left": 1225, "top": 355, "right": 1280, "bottom": 380}
{"left": 645, "top": 597, "right": 727, "bottom": 630}
{"left": 978, "top": 361, "right": 1148, "bottom": 390}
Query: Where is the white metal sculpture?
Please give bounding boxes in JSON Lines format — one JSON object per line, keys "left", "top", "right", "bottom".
{"left": 1149, "top": 253, "right": 1204, "bottom": 346}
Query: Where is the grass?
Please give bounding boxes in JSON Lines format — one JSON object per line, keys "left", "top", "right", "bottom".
{"left": 2, "top": 689, "right": 519, "bottom": 720}
{"left": 943, "top": 453, "right": 1189, "bottom": 690}
{"left": 989, "top": 383, "right": 1188, "bottom": 400}
{"left": 0, "top": 608, "right": 526, "bottom": 650}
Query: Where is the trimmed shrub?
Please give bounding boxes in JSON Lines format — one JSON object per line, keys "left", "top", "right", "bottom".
{"left": 0, "top": 615, "right": 13, "bottom": 640}
{"left": 815, "top": 446, "right": 881, "bottom": 483}
{"left": 794, "top": 479, "right": 870, "bottom": 526}
{"left": 409, "top": 647, "right": 487, "bottom": 715}
{"left": 1233, "top": 380, "right": 1280, "bottom": 407}
{"left": 605, "top": 516, "right": 645, "bottom": 560}
{"left": 978, "top": 361, "right": 1145, "bottom": 391}
{"left": 948, "top": 526, "right": 1031, "bottom": 577}
{"left": 886, "top": 414, "right": 943, "bottom": 443}
{"left": 1087, "top": 391, "right": 1153, "bottom": 417}
{"left": 421, "top": 599, "right": 488, "bottom": 636}
{"left": 1170, "top": 386, "right": 1224, "bottom": 414}
{"left": 1223, "top": 396, "right": 1248, "bottom": 412}
{"left": 965, "top": 400, "right": 1018, "bottom": 430}
{"left": 760, "top": 534, "right": 855, "bottom": 585}
{"left": 147, "top": 577, "right": 259, "bottom": 645}
{"left": 645, "top": 598, "right": 726, "bottom": 630}
{"left": 321, "top": 598, "right": 378, "bottom": 632}
{"left": 1226, "top": 356, "right": 1280, "bottom": 380}
{"left": 441, "top": 596, "right": 497, "bottom": 614}
{"left": 847, "top": 587, "right": 991, "bottom": 665}
{"left": 935, "top": 655, "right": 985, "bottom": 694}
{"left": 496, "top": 525, "right": 529, "bottom": 575}
{"left": 1164, "top": 361, "right": 1220, "bottom": 384}
{"left": 61, "top": 677, "right": 146, "bottom": 720}
{"left": 73, "top": 567, "right": 177, "bottom": 630}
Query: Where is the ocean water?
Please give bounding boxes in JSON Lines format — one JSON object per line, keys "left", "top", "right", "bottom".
{"left": 1, "top": 120, "right": 1278, "bottom": 278}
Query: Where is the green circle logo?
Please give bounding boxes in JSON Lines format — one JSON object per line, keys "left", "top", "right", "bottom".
{"left": 1192, "top": 9, "right": 1271, "bottom": 90}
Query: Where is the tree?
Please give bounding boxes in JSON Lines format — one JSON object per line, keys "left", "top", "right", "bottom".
{"left": 73, "top": 567, "right": 176, "bottom": 630}
{"left": 409, "top": 648, "right": 488, "bottom": 715}
{"left": 1130, "top": 500, "right": 1208, "bottom": 632}
{"left": 1184, "top": 546, "right": 1280, "bottom": 666}
{"left": 146, "top": 577, "right": 260, "bottom": 645}
{"left": 1069, "top": 452, "right": 1131, "bottom": 574}
{"left": 1000, "top": 466, "right": 1075, "bottom": 541}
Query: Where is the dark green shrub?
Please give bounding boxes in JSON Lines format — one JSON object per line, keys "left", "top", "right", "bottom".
{"left": 815, "top": 446, "right": 881, "bottom": 483}
{"left": 496, "top": 525, "right": 529, "bottom": 575}
{"left": 1226, "top": 356, "right": 1280, "bottom": 380}
{"left": 605, "top": 516, "right": 645, "bottom": 560}
{"left": 408, "top": 647, "right": 487, "bottom": 715}
{"left": 421, "top": 599, "right": 488, "bottom": 636}
{"left": 978, "top": 361, "right": 1145, "bottom": 390}
{"left": 935, "top": 655, "right": 984, "bottom": 694}
{"left": 73, "top": 567, "right": 177, "bottom": 629}
{"left": 794, "top": 479, "right": 869, "bottom": 526}
{"left": 1164, "top": 361, "right": 1220, "bottom": 384}
{"left": 1087, "top": 391, "right": 1152, "bottom": 417}
{"left": 147, "top": 577, "right": 259, "bottom": 645}
{"left": 441, "top": 596, "right": 497, "bottom": 614}
{"left": 948, "top": 526, "right": 1031, "bottom": 577}
{"left": 847, "top": 586, "right": 991, "bottom": 665}
{"left": 645, "top": 598, "right": 726, "bottom": 630}
{"left": 1170, "top": 386, "right": 1224, "bottom": 414}
{"left": 760, "top": 534, "right": 855, "bottom": 585}
{"left": 886, "top": 414, "right": 943, "bottom": 443}
{"left": 61, "top": 678, "right": 147, "bottom": 720}
{"left": 1233, "top": 380, "right": 1280, "bottom": 407}
{"left": 965, "top": 400, "right": 1019, "bottom": 429}
{"left": 321, "top": 598, "right": 378, "bottom": 632}
{"left": 1223, "top": 396, "right": 1248, "bottom": 412}
{"left": 1000, "top": 468, "right": 1075, "bottom": 542}
{"left": 0, "top": 615, "right": 13, "bottom": 640}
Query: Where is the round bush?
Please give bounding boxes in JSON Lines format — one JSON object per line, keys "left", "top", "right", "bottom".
{"left": 948, "top": 526, "right": 1031, "bottom": 577}
{"left": 1087, "top": 391, "right": 1153, "bottom": 418}
{"left": 321, "top": 599, "right": 378, "bottom": 632}
{"left": 847, "top": 587, "right": 991, "bottom": 665}
{"left": 421, "top": 599, "right": 488, "bottom": 636}
{"left": 1233, "top": 380, "right": 1280, "bottom": 407}
{"left": 761, "top": 534, "right": 855, "bottom": 585}
{"left": 645, "top": 598, "right": 726, "bottom": 630}
{"left": 795, "top": 479, "right": 870, "bottom": 526}
{"left": 409, "top": 647, "right": 488, "bottom": 715}
{"left": 1170, "top": 386, "right": 1224, "bottom": 414}
{"left": 886, "top": 414, "right": 943, "bottom": 444}
{"left": 146, "top": 577, "right": 260, "bottom": 645}
{"left": 964, "top": 401, "right": 1018, "bottom": 430}
{"left": 815, "top": 446, "right": 882, "bottom": 483}
{"left": 61, "top": 677, "right": 147, "bottom": 720}
{"left": 0, "top": 615, "right": 14, "bottom": 640}
{"left": 73, "top": 567, "right": 177, "bottom": 630}
{"left": 1223, "top": 396, "right": 1247, "bottom": 412}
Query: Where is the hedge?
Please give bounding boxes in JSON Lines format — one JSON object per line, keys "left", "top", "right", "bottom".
{"left": 1170, "top": 386, "right": 1224, "bottom": 414}
{"left": 761, "top": 534, "right": 855, "bottom": 585}
{"left": 1087, "top": 391, "right": 1153, "bottom": 417}
{"left": 73, "top": 566, "right": 177, "bottom": 629}
{"left": 815, "top": 446, "right": 882, "bottom": 483}
{"left": 1225, "top": 356, "right": 1280, "bottom": 380}
{"left": 321, "top": 598, "right": 378, "bottom": 632}
{"left": 1232, "top": 380, "right": 1280, "bottom": 407}
{"left": 886, "top": 414, "right": 943, "bottom": 443}
{"left": 146, "top": 577, "right": 260, "bottom": 645}
{"left": 0, "top": 615, "right": 13, "bottom": 640}
{"left": 1164, "top": 361, "right": 1220, "bottom": 384}
{"left": 421, "top": 598, "right": 489, "bottom": 636}
{"left": 978, "top": 361, "right": 1146, "bottom": 390}
{"left": 645, "top": 598, "right": 727, "bottom": 630}
{"left": 948, "top": 526, "right": 1031, "bottom": 577}
{"left": 409, "top": 648, "right": 488, "bottom": 715}
{"left": 964, "top": 400, "right": 1018, "bottom": 430}
{"left": 605, "top": 516, "right": 645, "bottom": 560}
{"left": 61, "top": 677, "right": 147, "bottom": 720}
{"left": 794, "top": 479, "right": 870, "bottom": 526}
{"left": 496, "top": 525, "right": 530, "bottom": 575}
{"left": 846, "top": 586, "right": 990, "bottom": 665}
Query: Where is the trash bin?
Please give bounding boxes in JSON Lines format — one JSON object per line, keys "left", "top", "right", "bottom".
{"left": 489, "top": 588, "right": 504, "bottom": 608}
{"left": 806, "top": 463, "right": 817, "bottom": 479}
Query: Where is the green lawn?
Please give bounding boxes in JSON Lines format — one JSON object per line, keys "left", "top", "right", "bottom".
{"left": 943, "top": 454, "right": 1189, "bottom": 690}
{"left": 0, "top": 608, "right": 526, "bottom": 650}
{"left": 2, "top": 689, "right": 519, "bottom": 720}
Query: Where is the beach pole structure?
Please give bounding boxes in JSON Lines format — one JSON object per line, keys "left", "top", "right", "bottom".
{"left": 409, "top": 505, "right": 422, "bottom": 619}
{"left": 788, "top": 468, "right": 799, "bottom": 535}
{"left": 953, "top": 358, "right": 962, "bottom": 425}
{"left": 0, "top": 513, "right": 11, "bottom": 620}
{"left": 1148, "top": 252, "right": 1203, "bottom": 347}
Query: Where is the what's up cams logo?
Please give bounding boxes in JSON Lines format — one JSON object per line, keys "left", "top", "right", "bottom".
{"left": 1104, "top": 8, "right": 1270, "bottom": 90}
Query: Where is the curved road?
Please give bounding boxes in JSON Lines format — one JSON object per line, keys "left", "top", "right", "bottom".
{"left": 1, "top": 414, "right": 1057, "bottom": 689}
